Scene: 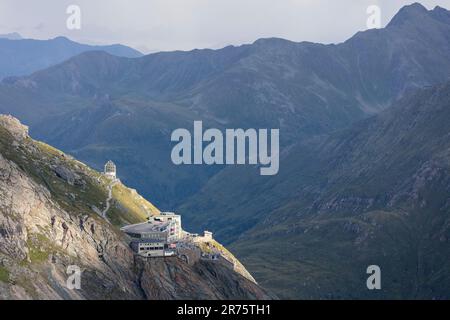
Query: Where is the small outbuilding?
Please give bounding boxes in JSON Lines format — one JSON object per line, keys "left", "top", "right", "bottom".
{"left": 104, "top": 160, "right": 117, "bottom": 178}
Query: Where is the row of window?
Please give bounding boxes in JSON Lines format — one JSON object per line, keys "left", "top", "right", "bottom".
{"left": 141, "top": 232, "right": 166, "bottom": 239}
{"left": 140, "top": 246, "right": 164, "bottom": 251}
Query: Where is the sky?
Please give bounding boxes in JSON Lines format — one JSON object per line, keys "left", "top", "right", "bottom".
{"left": 0, "top": 0, "right": 448, "bottom": 53}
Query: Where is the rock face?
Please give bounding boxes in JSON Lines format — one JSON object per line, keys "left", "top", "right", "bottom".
{"left": 0, "top": 115, "right": 270, "bottom": 300}
{"left": 136, "top": 258, "right": 267, "bottom": 300}
{"left": 53, "top": 165, "right": 84, "bottom": 186}
{"left": 0, "top": 115, "right": 28, "bottom": 141}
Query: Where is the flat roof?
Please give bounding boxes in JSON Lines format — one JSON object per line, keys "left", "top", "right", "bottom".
{"left": 131, "top": 239, "right": 165, "bottom": 244}
{"left": 159, "top": 212, "right": 180, "bottom": 217}
{"left": 121, "top": 221, "right": 169, "bottom": 234}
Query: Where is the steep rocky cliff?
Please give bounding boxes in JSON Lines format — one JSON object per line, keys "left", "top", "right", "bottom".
{"left": 0, "top": 115, "right": 270, "bottom": 300}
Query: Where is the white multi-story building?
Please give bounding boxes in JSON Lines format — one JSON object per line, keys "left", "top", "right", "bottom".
{"left": 121, "top": 212, "right": 183, "bottom": 257}
{"left": 150, "top": 212, "right": 182, "bottom": 241}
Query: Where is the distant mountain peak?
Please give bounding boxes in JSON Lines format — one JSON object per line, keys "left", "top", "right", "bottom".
{"left": 0, "top": 32, "right": 22, "bottom": 40}
{"left": 253, "top": 37, "right": 292, "bottom": 45}
{"left": 431, "top": 5, "right": 450, "bottom": 25}
{"left": 0, "top": 35, "right": 142, "bottom": 80}
{"left": 388, "top": 2, "right": 430, "bottom": 27}
{"left": 53, "top": 36, "right": 71, "bottom": 42}
{"left": 400, "top": 2, "right": 428, "bottom": 13}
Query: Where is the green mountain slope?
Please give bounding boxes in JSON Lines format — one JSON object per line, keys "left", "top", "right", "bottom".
{"left": 181, "top": 81, "right": 450, "bottom": 299}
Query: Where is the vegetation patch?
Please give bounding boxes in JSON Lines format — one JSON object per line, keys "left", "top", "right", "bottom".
{"left": 27, "top": 233, "right": 58, "bottom": 264}
{"left": 0, "top": 266, "right": 10, "bottom": 282}
{"left": 110, "top": 183, "right": 159, "bottom": 226}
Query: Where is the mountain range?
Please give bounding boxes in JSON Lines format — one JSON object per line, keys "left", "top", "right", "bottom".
{"left": 0, "top": 35, "right": 142, "bottom": 80}
{"left": 0, "top": 3, "right": 449, "bottom": 299}
{"left": 1, "top": 3, "right": 449, "bottom": 210}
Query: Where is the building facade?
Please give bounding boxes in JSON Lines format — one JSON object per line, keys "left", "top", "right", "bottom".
{"left": 121, "top": 212, "right": 183, "bottom": 257}
{"left": 130, "top": 240, "right": 167, "bottom": 258}
{"left": 150, "top": 212, "right": 182, "bottom": 242}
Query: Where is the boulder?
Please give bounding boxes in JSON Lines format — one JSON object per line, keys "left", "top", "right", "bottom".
{"left": 54, "top": 165, "right": 84, "bottom": 186}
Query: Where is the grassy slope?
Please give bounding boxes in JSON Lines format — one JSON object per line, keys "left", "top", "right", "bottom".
{"left": 108, "top": 182, "right": 160, "bottom": 226}
{"left": 0, "top": 125, "right": 159, "bottom": 230}
{"left": 0, "top": 266, "right": 9, "bottom": 282}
